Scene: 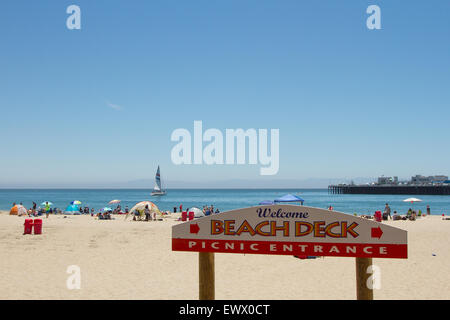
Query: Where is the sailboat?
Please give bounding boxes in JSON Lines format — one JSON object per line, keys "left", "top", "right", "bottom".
{"left": 151, "top": 165, "right": 167, "bottom": 196}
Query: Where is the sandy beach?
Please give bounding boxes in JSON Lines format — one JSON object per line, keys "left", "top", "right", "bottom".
{"left": 0, "top": 211, "right": 449, "bottom": 300}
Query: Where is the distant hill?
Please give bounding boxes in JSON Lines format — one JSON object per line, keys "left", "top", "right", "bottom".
{"left": 123, "top": 177, "right": 377, "bottom": 189}
{"left": 0, "top": 177, "right": 377, "bottom": 189}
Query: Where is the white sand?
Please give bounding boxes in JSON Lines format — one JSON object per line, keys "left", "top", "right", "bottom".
{"left": 0, "top": 211, "right": 449, "bottom": 300}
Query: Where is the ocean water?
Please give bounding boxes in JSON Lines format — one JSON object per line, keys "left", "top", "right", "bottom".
{"left": 1, "top": 189, "right": 449, "bottom": 215}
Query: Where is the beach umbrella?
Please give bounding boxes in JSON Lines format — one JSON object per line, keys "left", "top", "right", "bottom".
{"left": 65, "top": 204, "right": 80, "bottom": 215}
{"left": 403, "top": 198, "right": 422, "bottom": 203}
{"left": 127, "top": 201, "right": 161, "bottom": 219}
{"left": 189, "top": 207, "right": 205, "bottom": 218}
{"left": 71, "top": 200, "right": 82, "bottom": 205}
{"left": 108, "top": 200, "right": 121, "bottom": 205}
{"left": 101, "top": 207, "right": 112, "bottom": 212}
{"left": 10, "top": 205, "right": 27, "bottom": 216}
{"left": 41, "top": 201, "right": 53, "bottom": 206}
{"left": 403, "top": 197, "right": 422, "bottom": 212}
{"left": 17, "top": 205, "right": 28, "bottom": 216}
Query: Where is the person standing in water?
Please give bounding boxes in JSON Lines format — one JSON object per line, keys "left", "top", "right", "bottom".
{"left": 383, "top": 203, "right": 391, "bottom": 220}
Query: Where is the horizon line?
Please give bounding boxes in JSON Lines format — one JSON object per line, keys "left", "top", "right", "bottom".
{"left": 0, "top": 187, "right": 328, "bottom": 190}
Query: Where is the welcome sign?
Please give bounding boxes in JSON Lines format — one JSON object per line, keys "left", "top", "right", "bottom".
{"left": 172, "top": 205, "right": 408, "bottom": 258}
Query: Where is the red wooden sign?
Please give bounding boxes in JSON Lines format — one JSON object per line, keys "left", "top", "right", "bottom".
{"left": 172, "top": 205, "right": 407, "bottom": 259}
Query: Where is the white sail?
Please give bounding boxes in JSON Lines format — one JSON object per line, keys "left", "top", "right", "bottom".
{"left": 151, "top": 166, "right": 166, "bottom": 196}
{"left": 154, "top": 166, "right": 162, "bottom": 191}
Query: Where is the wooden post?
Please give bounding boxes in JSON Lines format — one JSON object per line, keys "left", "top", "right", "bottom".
{"left": 199, "top": 252, "right": 215, "bottom": 300}
{"left": 355, "top": 257, "right": 374, "bottom": 300}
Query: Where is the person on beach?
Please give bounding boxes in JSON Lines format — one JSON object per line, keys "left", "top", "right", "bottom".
{"left": 406, "top": 208, "right": 413, "bottom": 220}
{"left": 44, "top": 202, "right": 50, "bottom": 215}
{"left": 427, "top": 205, "right": 431, "bottom": 215}
{"left": 383, "top": 203, "right": 391, "bottom": 220}
{"left": 215, "top": 208, "right": 220, "bottom": 214}
{"left": 144, "top": 205, "right": 151, "bottom": 221}
{"left": 32, "top": 202, "right": 37, "bottom": 214}
{"left": 47, "top": 208, "right": 52, "bottom": 218}
{"left": 392, "top": 210, "right": 400, "bottom": 220}
{"left": 134, "top": 209, "right": 140, "bottom": 221}
{"left": 179, "top": 204, "right": 183, "bottom": 212}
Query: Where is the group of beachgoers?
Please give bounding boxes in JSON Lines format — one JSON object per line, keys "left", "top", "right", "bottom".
{"left": 133, "top": 204, "right": 158, "bottom": 221}
{"left": 359, "top": 203, "right": 431, "bottom": 222}
{"left": 326, "top": 203, "right": 431, "bottom": 221}
{"left": 12, "top": 202, "right": 59, "bottom": 218}
{"left": 11, "top": 200, "right": 223, "bottom": 221}
{"left": 97, "top": 205, "right": 131, "bottom": 220}
{"left": 11, "top": 201, "right": 132, "bottom": 219}
{"left": 173, "top": 204, "right": 220, "bottom": 216}
{"left": 202, "top": 205, "right": 220, "bottom": 215}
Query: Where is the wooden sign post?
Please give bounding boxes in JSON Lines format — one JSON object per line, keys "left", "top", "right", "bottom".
{"left": 355, "top": 257, "right": 373, "bottom": 300}
{"left": 199, "top": 252, "right": 215, "bottom": 300}
{"left": 173, "top": 205, "right": 407, "bottom": 300}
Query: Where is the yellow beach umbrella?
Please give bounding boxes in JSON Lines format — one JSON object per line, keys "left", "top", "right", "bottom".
{"left": 126, "top": 201, "right": 161, "bottom": 219}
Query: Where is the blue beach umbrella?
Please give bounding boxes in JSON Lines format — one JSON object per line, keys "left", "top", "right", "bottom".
{"left": 101, "top": 207, "right": 112, "bottom": 212}
{"left": 65, "top": 204, "right": 80, "bottom": 215}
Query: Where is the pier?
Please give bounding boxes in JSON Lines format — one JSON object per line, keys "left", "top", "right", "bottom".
{"left": 328, "top": 185, "right": 450, "bottom": 195}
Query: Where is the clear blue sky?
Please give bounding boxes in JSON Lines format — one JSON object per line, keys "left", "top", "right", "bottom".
{"left": 0, "top": 1, "right": 449, "bottom": 187}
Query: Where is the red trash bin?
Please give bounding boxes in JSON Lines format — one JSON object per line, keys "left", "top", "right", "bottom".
{"left": 188, "top": 211, "right": 194, "bottom": 221}
{"left": 24, "top": 219, "right": 33, "bottom": 235}
{"left": 181, "top": 211, "right": 187, "bottom": 221}
{"left": 33, "top": 219, "right": 43, "bottom": 234}
{"left": 374, "top": 211, "right": 382, "bottom": 222}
